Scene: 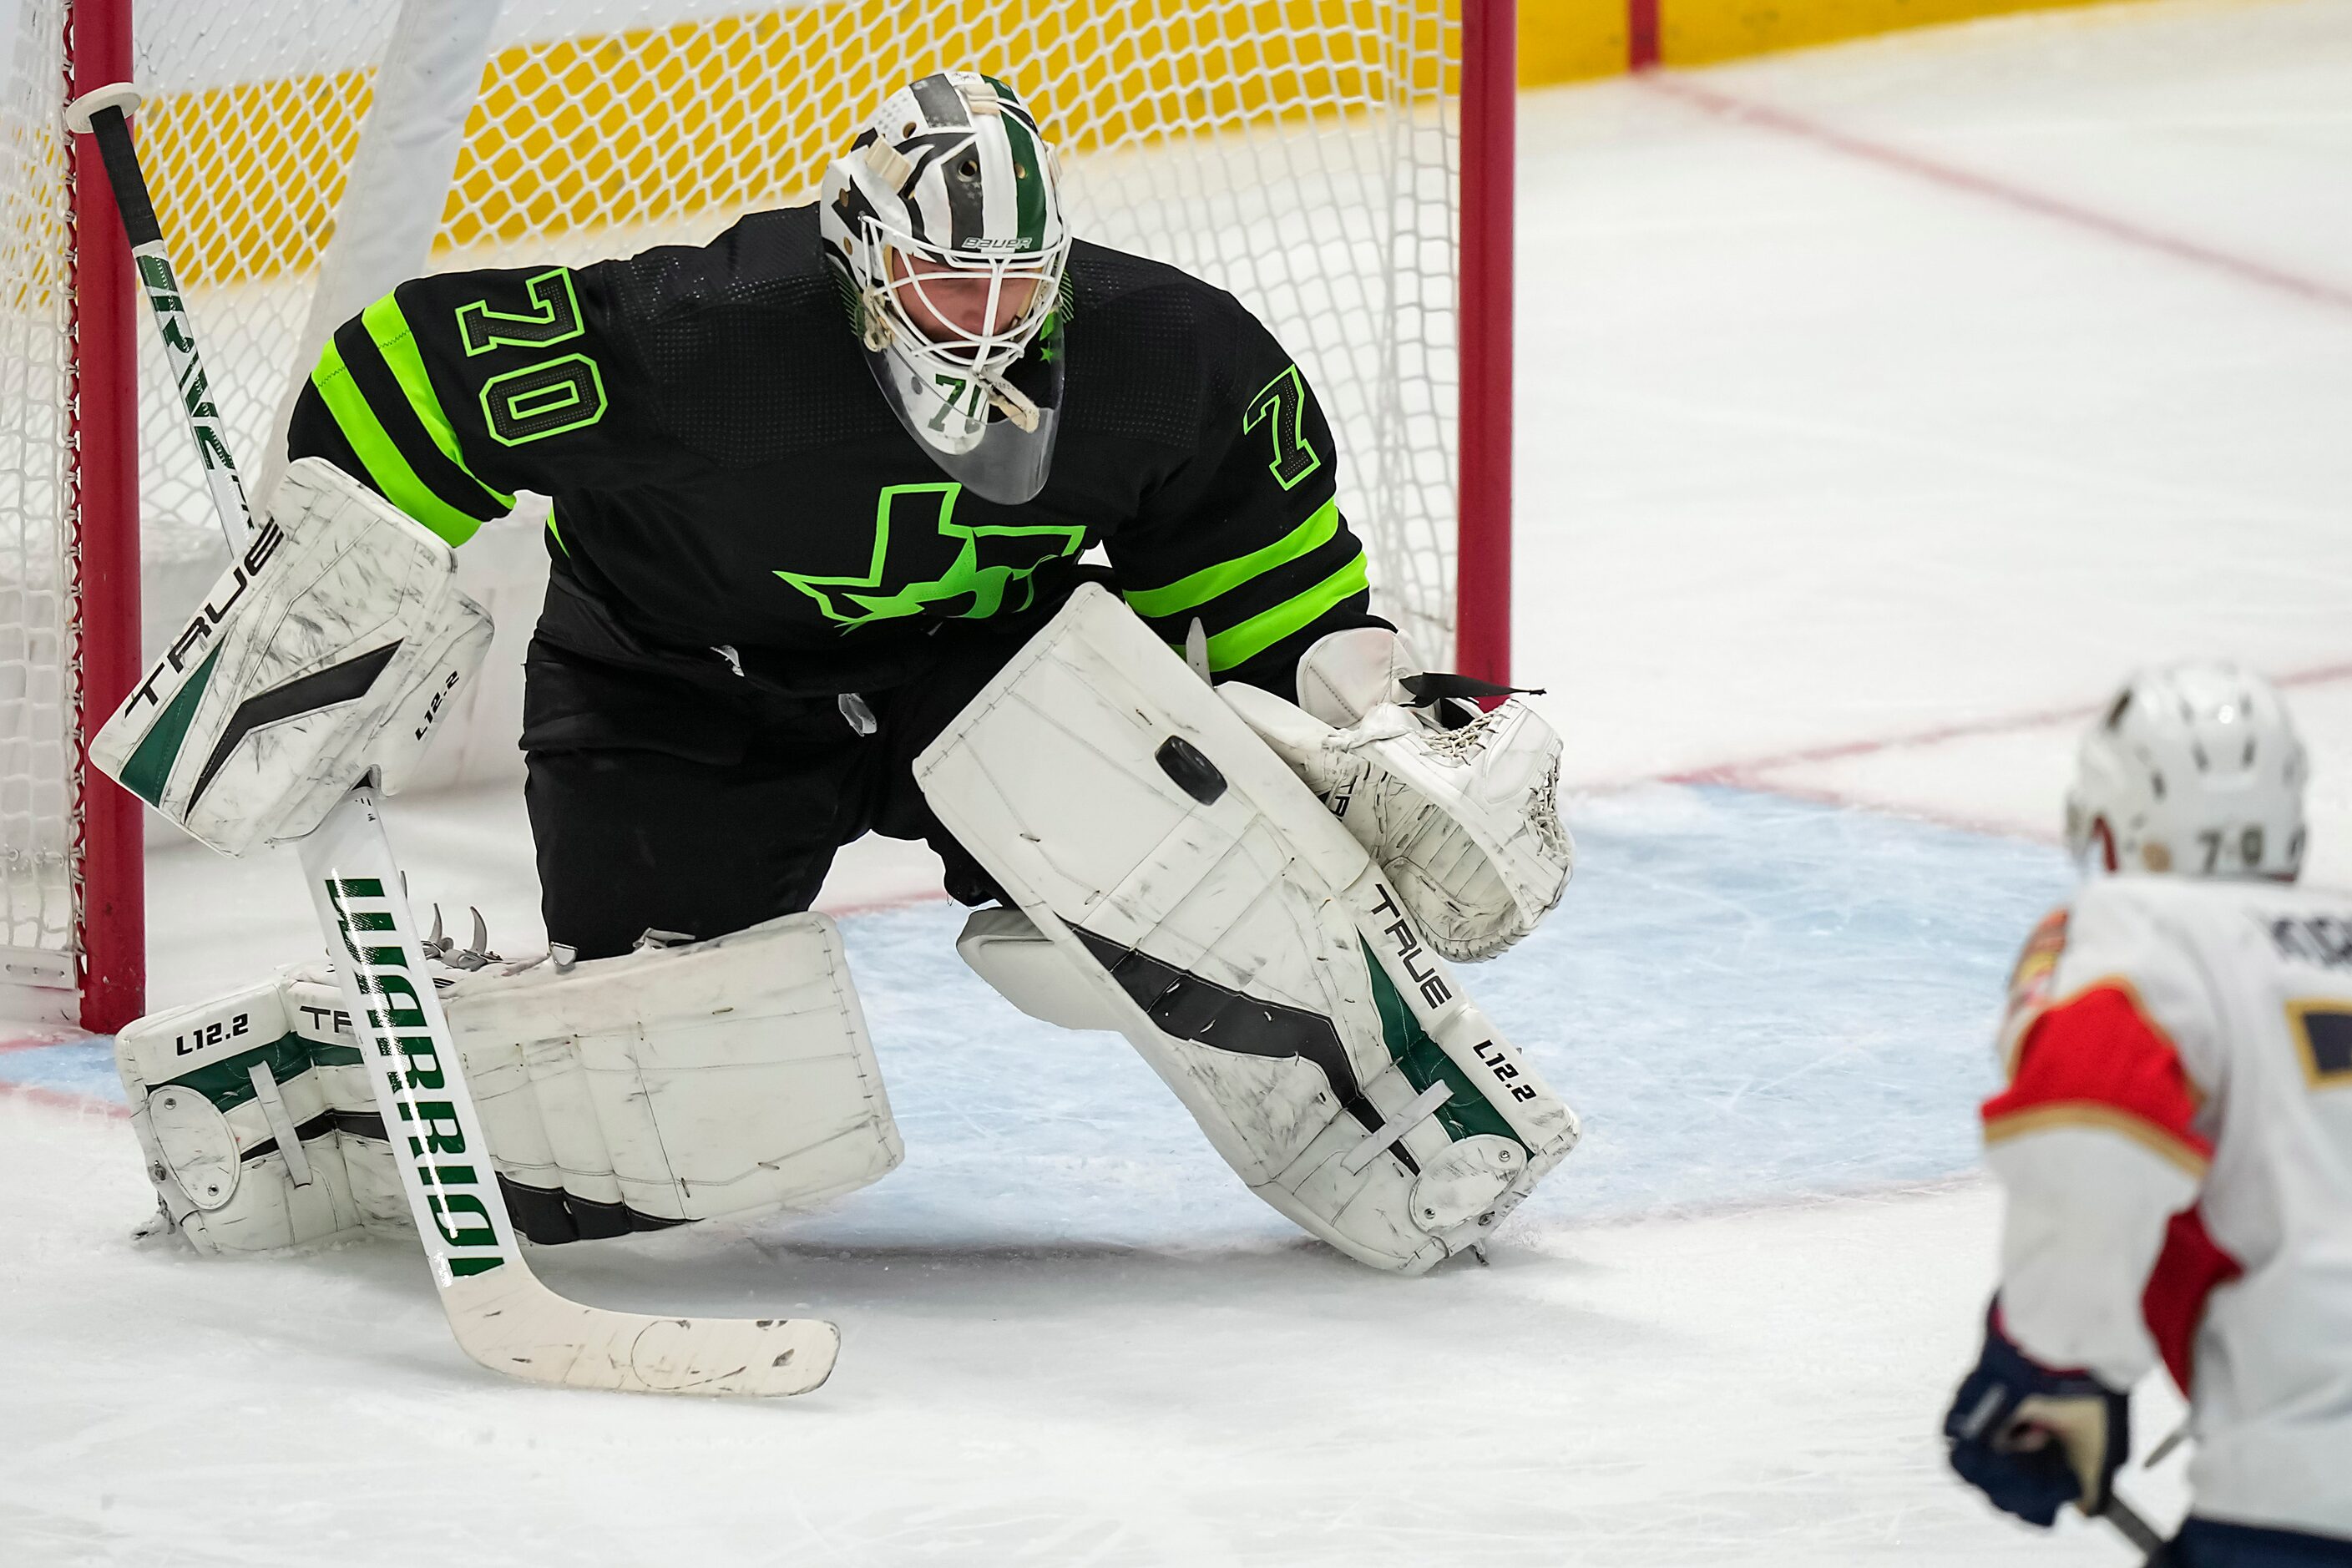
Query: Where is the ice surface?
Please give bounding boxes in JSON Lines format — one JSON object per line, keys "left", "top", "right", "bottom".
{"left": 7, "top": 0, "right": 2348, "bottom": 1558}
{"left": 13, "top": 787, "right": 2067, "bottom": 1242}
{"left": 5, "top": 1081, "right": 2179, "bottom": 1566}
{"left": 1518, "top": 0, "right": 2352, "bottom": 792}
{"left": 835, "top": 784, "right": 2072, "bottom": 1247}
{"left": 0, "top": 1039, "right": 121, "bottom": 1102}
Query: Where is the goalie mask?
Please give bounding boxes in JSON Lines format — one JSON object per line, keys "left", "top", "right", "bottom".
{"left": 822, "top": 72, "right": 1070, "bottom": 504}
{"left": 2064, "top": 661, "right": 2308, "bottom": 880}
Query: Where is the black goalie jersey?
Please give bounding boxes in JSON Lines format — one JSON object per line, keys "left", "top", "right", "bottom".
{"left": 287, "top": 204, "right": 1380, "bottom": 697}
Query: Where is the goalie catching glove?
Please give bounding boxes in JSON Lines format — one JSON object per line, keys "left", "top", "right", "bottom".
{"left": 1222, "top": 626, "right": 1573, "bottom": 961}
{"left": 89, "top": 457, "right": 491, "bottom": 856}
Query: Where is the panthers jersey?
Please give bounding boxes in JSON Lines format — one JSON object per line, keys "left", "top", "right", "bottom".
{"left": 1983, "top": 874, "right": 2352, "bottom": 1540}
{"left": 285, "top": 204, "right": 1379, "bottom": 695}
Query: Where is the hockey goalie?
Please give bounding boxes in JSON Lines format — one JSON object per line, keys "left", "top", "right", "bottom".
{"left": 97, "top": 72, "right": 1581, "bottom": 1282}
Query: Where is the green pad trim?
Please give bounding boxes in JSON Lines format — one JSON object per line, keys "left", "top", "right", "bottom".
{"left": 116, "top": 642, "right": 223, "bottom": 807}
{"left": 1362, "top": 942, "right": 1521, "bottom": 1149}
{"left": 155, "top": 1031, "right": 316, "bottom": 1115}
{"left": 992, "top": 83, "right": 1050, "bottom": 250}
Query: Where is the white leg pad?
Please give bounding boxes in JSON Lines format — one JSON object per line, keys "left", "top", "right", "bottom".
{"left": 915, "top": 584, "right": 1580, "bottom": 1273}
{"left": 955, "top": 908, "right": 1126, "bottom": 1033}
{"left": 117, "top": 913, "right": 903, "bottom": 1252}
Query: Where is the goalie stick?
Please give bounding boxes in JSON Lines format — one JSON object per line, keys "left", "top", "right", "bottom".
{"left": 66, "top": 83, "right": 837, "bottom": 1395}
{"left": 2100, "top": 1491, "right": 2166, "bottom": 1561}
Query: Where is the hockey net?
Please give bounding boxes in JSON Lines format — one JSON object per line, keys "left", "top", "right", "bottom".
{"left": 3, "top": 0, "right": 1499, "bottom": 1024}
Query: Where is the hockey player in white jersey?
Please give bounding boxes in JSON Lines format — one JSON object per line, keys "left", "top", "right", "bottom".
{"left": 1942, "top": 663, "right": 2352, "bottom": 1565}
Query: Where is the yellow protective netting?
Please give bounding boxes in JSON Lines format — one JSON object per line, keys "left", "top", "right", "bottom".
{"left": 144, "top": 3, "right": 1456, "bottom": 284}
{"left": 0, "top": 0, "right": 1464, "bottom": 967}
{"left": 129, "top": 0, "right": 1463, "bottom": 656}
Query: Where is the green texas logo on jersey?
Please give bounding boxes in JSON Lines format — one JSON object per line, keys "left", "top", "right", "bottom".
{"left": 776, "top": 483, "right": 1085, "bottom": 628}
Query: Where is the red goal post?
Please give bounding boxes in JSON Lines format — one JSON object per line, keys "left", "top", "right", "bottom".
{"left": 24, "top": 0, "right": 1515, "bottom": 1031}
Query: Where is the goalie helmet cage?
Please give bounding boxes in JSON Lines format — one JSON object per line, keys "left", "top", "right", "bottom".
{"left": 10, "top": 0, "right": 1514, "bottom": 1032}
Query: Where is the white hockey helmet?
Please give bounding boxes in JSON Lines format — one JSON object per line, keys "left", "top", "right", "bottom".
{"left": 2064, "top": 661, "right": 2308, "bottom": 879}
{"left": 820, "top": 71, "right": 1070, "bottom": 503}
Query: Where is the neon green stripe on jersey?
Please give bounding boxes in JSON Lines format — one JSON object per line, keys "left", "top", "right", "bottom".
{"left": 310, "top": 340, "right": 488, "bottom": 547}
{"left": 361, "top": 295, "right": 514, "bottom": 513}
{"left": 1199, "top": 549, "right": 1368, "bottom": 672}
{"left": 1121, "top": 497, "right": 1342, "bottom": 620}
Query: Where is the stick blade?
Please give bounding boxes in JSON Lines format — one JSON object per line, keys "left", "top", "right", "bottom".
{"left": 445, "top": 1271, "right": 838, "bottom": 1396}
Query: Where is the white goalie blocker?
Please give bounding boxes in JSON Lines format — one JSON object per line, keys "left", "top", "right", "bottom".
{"left": 117, "top": 914, "right": 903, "bottom": 1256}
{"left": 919, "top": 585, "right": 1580, "bottom": 1274}
{"left": 89, "top": 457, "right": 491, "bottom": 856}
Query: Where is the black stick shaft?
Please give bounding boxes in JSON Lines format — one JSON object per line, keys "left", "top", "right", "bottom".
{"left": 86, "top": 104, "right": 162, "bottom": 250}
{"left": 2102, "top": 1494, "right": 2167, "bottom": 1560}
{"left": 70, "top": 94, "right": 252, "bottom": 552}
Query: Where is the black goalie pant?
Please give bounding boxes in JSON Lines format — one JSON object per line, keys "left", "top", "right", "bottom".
{"left": 521, "top": 625, "right": 1030, "bottom": 961}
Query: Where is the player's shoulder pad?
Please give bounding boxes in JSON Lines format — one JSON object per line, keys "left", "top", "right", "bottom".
{"left": 2021, "top": 877, "right": 2227, "bottom": 1083}
{"left": 1069, "top": 244, "right": 1282, "bottom": 364}
{"left": 587, "top": 203, "right": 895, "bottom": 459}
{"left": 2066, "top": 873, "right": 2191, "bottom": 953}
{"left": 1061, "top": 240, "right": 1268, "bottom": 445}
{"left": 592, "top": 204, "right": 832, "bottom": 326}
{"left": 1064, "top": 238, "right": 1212, "bottom": 316}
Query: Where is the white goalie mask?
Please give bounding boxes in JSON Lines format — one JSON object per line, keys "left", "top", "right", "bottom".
{"left": 820, "top": 72, "right": 1071, "bottom": 503}
{"left": 2064, "top": 661, "right": 2308, "bottom": 880}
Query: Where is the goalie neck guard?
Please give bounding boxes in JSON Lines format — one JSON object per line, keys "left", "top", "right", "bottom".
{"left": 821, "top": 71, "right": 1070, "bottom": 504}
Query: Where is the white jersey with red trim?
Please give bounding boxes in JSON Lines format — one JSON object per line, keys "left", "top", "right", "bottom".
{"left": 1982, "top": 874, "right": 2352, "bottom": 1540}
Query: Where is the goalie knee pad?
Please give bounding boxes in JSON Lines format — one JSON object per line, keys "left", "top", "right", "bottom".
{"left": 918, "top": 584, "right": 1579, "bottom": 1274}
{"left": 89, "top": 457, "right": 493, "bottom": 857}
{"left": 117, "top": 913, "right": 902, "bottom": 1254}
{"left": 441, "top": 917, "right": 902, "bottom": 1241}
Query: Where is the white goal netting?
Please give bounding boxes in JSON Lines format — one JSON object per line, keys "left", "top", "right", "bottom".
{"left": 0, "top": 0, "right": 74, "bottom": 974}
{"left": 3, "top": 0, "right": 1469, "bottom": 991}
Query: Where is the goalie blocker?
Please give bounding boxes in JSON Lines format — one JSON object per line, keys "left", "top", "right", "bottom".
{"left": 919, "top": 584, "right": 1579, "bottom": 1273}
{"left": 118, "top": 915, "right": 902, "bottom": 1255}
{"left": 90, "top": 458, "right": 493, "bottom": 857}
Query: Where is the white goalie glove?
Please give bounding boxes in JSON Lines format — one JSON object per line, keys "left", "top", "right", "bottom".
{"left": 1222, "top": 627, "right": 1573, "bottom": 961}
{"left": 89, "top": 456, "right": 492, "bottom": 857}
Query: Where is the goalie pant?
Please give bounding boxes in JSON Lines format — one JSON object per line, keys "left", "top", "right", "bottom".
{"left": 116, "top": 913, "right": 902, "bottom": 1252}
{"left": 1979, "top": 874, "right": 2352, "bottom": 1545}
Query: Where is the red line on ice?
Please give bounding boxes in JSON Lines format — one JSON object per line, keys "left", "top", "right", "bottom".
{"left": 3, "top": 645, "right": 2348, "bottom": 1121}
{"left": 0, "top": 1028, "right": 84, "bottom": 1055}
{"left": 1641, "top": 73, "right": 2352, "bottom": 316}
{"left": 1662, "top": 660, "right": 2352, "bottom": 788}
{"left": 0, "top": 1080, "right": 126, "bottom": 1119}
